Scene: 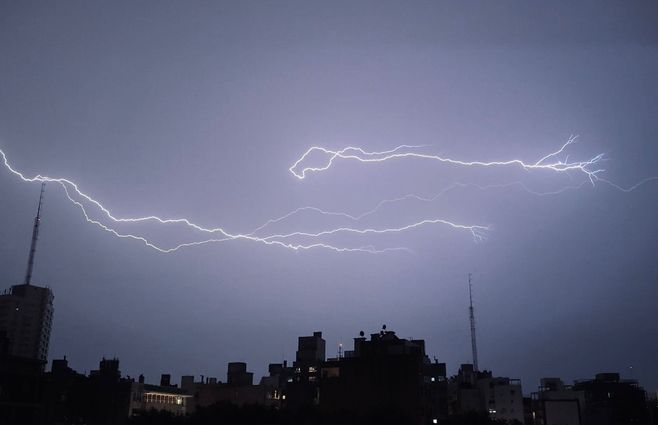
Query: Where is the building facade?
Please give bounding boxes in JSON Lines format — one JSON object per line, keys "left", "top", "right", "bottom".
{"left": 448, "top": 363, "right": 524, "bottom": 424}
{"left": 0, "top": 283, "right": 54, "bottom": 363}
{"left": 530, "top": 377, "right": 585, "bottom": 425}
{"left": 129, "top": 382, "right": 192, "bottom": 417}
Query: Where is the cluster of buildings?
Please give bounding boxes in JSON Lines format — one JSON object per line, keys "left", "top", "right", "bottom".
{"left": 1, "top": 308, "right": 656, "bottom": 424}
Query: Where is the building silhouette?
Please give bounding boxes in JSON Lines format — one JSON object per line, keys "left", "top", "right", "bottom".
{"left": 448, "top": 363, "right": 525, "bottom": 423}
{"left": 0, "top": 184, "right": 55, "bottom": 423}
{"left": 285, "top": 331, "right": 326, "bottom": 409}
{"left": 227, "top": 362, "right": 254, "bottom": 387}
{"left": 0, "top": 283, "right": 54, "bottom": 363}
{"left": 572, "top": 372, "right": 649, "bottom": 425}
{"left": 0, "top": 331, "right": 45, "bottom": 424}
{"left": 3, "top": 324, "right": 658, "bottom": 424}
{"left": 128, "top": 373, "right": 192, "bottom": 417}
{"left": 0, "top": 182, "right": 54, "bottom": 364}
{"left": 319, "top": 326, "right": 448, "bottom": 424}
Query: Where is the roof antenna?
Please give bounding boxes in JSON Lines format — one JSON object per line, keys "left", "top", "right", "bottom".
{"left": 25, "top": 182, "right": 46, "bottom": 285}
{"left": 468, "top": 273, "right": 479, "bottom": 372}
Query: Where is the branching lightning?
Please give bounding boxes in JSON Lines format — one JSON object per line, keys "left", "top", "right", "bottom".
{"left": 0, "top": 148, "right": 482, "bottom": 254}
{"left": 2, "top": 134, "right": 654, "bottom": 256}
{"left": 289, "top": 136, "right": 606, "bottom": 183}
{"left": 278, "top": 136, "right": 656, "bottom": 248}
{"left": 250, "top": 181, "right": 590, "bottom": 236}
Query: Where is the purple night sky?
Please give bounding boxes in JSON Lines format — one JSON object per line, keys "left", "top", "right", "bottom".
{"left": 1, "top": 1, "right": 657, "bottom": 393}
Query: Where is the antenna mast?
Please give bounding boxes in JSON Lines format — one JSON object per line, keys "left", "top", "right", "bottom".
{"left": 24, "top": 182, "right": 46, "bottom": 285}
{"left": 468, "top": 273, "right": 479, "bottom": 372}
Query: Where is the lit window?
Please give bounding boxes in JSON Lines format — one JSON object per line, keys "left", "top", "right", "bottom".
{"left": 431, "top": 377, "right": 435, "bottom": 382}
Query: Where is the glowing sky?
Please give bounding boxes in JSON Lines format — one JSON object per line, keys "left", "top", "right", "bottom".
{"left": 1, "top": 1, "right": 657, "bottom": 392}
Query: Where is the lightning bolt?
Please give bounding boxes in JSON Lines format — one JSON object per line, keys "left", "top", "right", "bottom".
{"left": 5, "top": 136, "right": 650, "bottom": 255}
{"left": 275, "top": 136, "right": 655, "bottom": 246}
{"left": 0, "top": 148, "right": 484, "bottom": 254}
{"left": 289, "top": 135, "right": 606, "bottom": 182}
{"left": 250, "top": 181, "right": 591, "bottom": 236}
{"left": 261, "top": 219, "right": 488, "bottom": 243}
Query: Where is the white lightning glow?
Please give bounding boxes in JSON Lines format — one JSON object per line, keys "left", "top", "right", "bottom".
{"left": 250, "top": 181, "right": 592, "bottom": 236}
{"left": 289, "top": 136, "right": 606, "bottom": 182}
{"left": 0, "top": 148, "right": 481, "bottom": 254}
{"left": 60, "top": 183, "right": 415, "bottom": 254}
{"left": 262, "top": 219, "right": 488, "bottom": 243}
{"left": 4, "top": 135, "right": 652, "bottom": 256}
{"left": 598, "top": 176, "right": 658, "bottom": 193}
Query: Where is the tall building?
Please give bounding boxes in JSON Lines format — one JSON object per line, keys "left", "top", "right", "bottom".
{"left": 0, "top": 182, "right": 54, "bottom": 363}
{"left": 285, "top": 331, "right": 326, "bottom": 409}
{"left": 0, "top": 284, "right": 54, "bottom": 362}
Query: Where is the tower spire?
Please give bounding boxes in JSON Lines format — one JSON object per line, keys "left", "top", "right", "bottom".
{"left": 24, "top": 182, "right": 46, "bottom": 285}
{"left": 468, "top": 273, "right": 479, "bottom": 372}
